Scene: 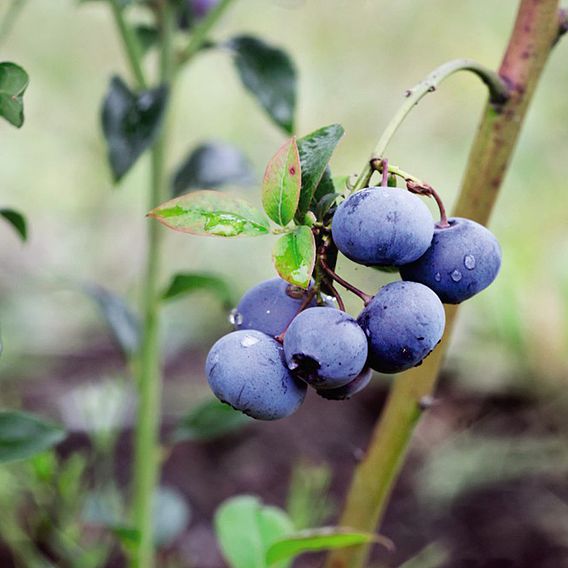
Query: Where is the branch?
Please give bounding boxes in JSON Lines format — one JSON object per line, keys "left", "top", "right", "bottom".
{"left": 326, "top": 1, "right": 561, "bottom": 567}
{"left": 352, "top": 59, "right": 510, "bottom": 192}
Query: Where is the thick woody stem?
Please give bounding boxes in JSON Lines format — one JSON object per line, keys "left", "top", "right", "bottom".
{"left": 327, "top": 2, "right": 561, "bottom": 567}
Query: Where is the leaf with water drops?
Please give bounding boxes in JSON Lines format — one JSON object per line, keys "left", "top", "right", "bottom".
{"left": 273, "top": 225, "right": 315, "bottom": 289}
{"left": 262, "top": 138, "right": 301, "bottom": 227}
{"left": 149, "top": 190, "right": 270, "bottom": 237}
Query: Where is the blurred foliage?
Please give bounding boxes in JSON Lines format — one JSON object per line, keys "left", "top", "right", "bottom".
{"left": 0, "top": 0, "right": 566, "bottom": 395}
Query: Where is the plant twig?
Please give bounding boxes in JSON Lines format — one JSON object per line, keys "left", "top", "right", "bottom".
{"left": 327, "top": 2, "right": 561, "bottom": 567}
{"left": 318, "top": 250, "right": 372, "bottom": 305}
{"left": 179, "top": 0, "right": 237, "bottom": 65}
{"left": 351, "top": 58, "right": 510, "bottom": 192}
{"left": 108, "top": 0, "right": 147, "bottom": 89}
{"left": 129, "top": 5, "right": 175, "bottom": 566}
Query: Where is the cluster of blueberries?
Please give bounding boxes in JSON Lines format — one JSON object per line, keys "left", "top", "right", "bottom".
{"left": 206, "top": 186, "right": 502, "bottom": 420}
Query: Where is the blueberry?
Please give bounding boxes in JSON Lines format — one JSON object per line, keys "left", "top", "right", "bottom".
{"left": 400, "top": 217, "right": 502, "bottom": 304}
{"left": 233, "top": 278, "right": 317, "bottom": 337}
{"left": 178, "top": 0, "right": 218, "bottom": 30}
{"left": 358, "top": 281, "right": 445, "bottom": 374}
{"left": 206, "top": 330, "right": 306, "bottom": 420}
{"left": 331, "top": 187, "right": 434, "bottom": 266}
{"left": 192, "top": 0, "right": 219, "bottom": 18}
{"left": 283, "top": 308, "right": 368, "bottom": 389}
{"left": 317, "top": 367, "right": 373, "bottom": 400}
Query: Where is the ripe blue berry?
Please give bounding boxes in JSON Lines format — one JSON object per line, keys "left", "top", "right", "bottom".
{"left": 358, "top": 281, "right": 445, "bottom": 374}
{"left": 317, "top": 367, "right": 373, "bottom": 400}
{"left": 192, "top": 0, "right": 219, "bottom": 18}
{"left": 206, "top": 330, "right": 306, "bottom": 420}
{"left": 283, "top": 308, "right": 368, "bottom": 389}
{"left": 233, "top": 278, "right": 317, "bottom": 337}
{"left": 331, "top": 187, "right": 434, "bottom": 266}
{"left": 400, "top": 217, "right": 502, "bottom": 304}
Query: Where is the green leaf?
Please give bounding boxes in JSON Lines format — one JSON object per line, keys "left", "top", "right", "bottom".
{"left": 172, "top": 141, "right": 254, "bottom": 197}
{"left": 149, "top": 190, "right": 270, "bottom": 237}
{"left": 0, "top": 411, "right": 66, "bottom": 464}
{"left": 273, "top": 226, "right": 315, "bottom": 289}
{"left": 311, "top": 168, "right": 337, "bottom": 206}
{"left": 0, "top": 62, "right": 30, "bottom": 128}
{"left": 162, "top": 272, "right": 233, "bottom": 308}
{"left": 266, "top": 528, "right": 392, "bottom": 566}
{"left": 262, "top": 138, "right": 301, "bottom": 226}
{"left": 228, "top": 36, "right": 297, "bottom": 134}
{"left": 172, "top": 398, "right": 251, "bottom": 443}
{"left": 101, "top": 76, "right": 168, "bottom": 182}
{"left": 215, "top": 496, "right": 294, "bottom": 568}
{"left": 295, "top": 124, "right": 344, "bottom": 220}
{"left": 0, "top": 208, "right": 27, "bottom": 241}
{"left": 84, "top": 284, "right": 140, "bottom": 357}
{"left": 134, "top": 25, "right": 159, "bottom": 55}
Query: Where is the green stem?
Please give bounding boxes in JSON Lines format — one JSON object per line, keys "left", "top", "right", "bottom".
{"left": 352, "top": 59, "right": 510, "bottom": 192}
{"left": 326, "top": 2, "right": 562, "bottom": 567}
{"left": 179, "top": 0, "right": 237, "bottom": 65}
{"left": 130, "top": 5, "right": 175, "bottom": 567}
{"left": 108, "top": 0, "right": 147, "bottom": 89}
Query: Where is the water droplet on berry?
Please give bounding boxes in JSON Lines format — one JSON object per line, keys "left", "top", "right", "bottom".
{"left": 450, "top": 270, "right": 463, "bottom": 282}
{"left": 464, "top": 254, "right": 476, "bottom": 270}
{"left": 240, "top": 335, "right": 260, "bottom": 348}
{"left": 229, "top": 309, "right": 243, "bottom": 326}
{"left": 434, "top": 272, "right": 442, "bottom": 282}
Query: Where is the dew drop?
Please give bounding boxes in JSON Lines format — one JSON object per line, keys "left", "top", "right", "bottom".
{"left": 241, "top": 335, "right": 260, "bottom": 348}
{"left": 450, "top": 270, "right": 463, "bottom": 282}
{"left": 464, "top": 254, "right": 476, "bottom": 270}
{"left": 229, "top": 308, "right": 243, "bottom": 326}
{"left": 434, "top": 272, "right": 442, "bottom": 282}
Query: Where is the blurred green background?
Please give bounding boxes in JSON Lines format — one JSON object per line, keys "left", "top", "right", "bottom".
{"left": 1, "top": 1, "right": 568, "bottom": 566}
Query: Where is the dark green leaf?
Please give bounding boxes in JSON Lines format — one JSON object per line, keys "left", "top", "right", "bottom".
{"left": 134, "top": 25, "right": 159, "bottom": 55}
{"left": 101, "top": 76, "right": 168, "bottom": 182}
{"left": 162, "top": 272, "right": 233, "bottom": 308}
{"left": 215, "top": 496, "right": 294, "bottom": 568}
{"left": 153, "top": 486, "right": 191, "bottom": 547}
{"left": 266, "top": 528, "right": 392, "bottom": 566}
{"left": 311, "top": 168, "right": 336, "bottom": 206}
{"left": 295, "top": 124, "right": 344, "bottom": 220}
{"left": 173, "top": 398, "right": 251, "bottom": 443}
{"left": 315, "top": 193, "right": 340, "bottom": 222}
{"left": 0, "top": 411, "right": 66, "bottom": 464}
{"left": 0, "top": 62, "right": 30, "bottom": 128}
{"left": 273, "top": 226, "right": 315, "bottom": 289}
{"left": 262, "top": 138, "right": 301, "bottom": 226}
{"left": 172, "top": 141, "right": 254, "bottom": 197}
{"left": 0, "top": 208, "right": 27, "bottom": 241}
{"left": 228, "top": 36, "right": 297, "bottom": 134}
{"left": 84, "top": 284, "right": 140, "bottom": 356}
{"left": 111, "top": 526, "right": 141, "bottom": 547}
{"left": 149, "top": 190, "right": 270, "bottom": 237}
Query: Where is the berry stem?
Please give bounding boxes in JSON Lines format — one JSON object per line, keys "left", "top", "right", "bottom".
{"left": 275, "top": 286, "right": 317, "bottom": 343}
{"left": 323, "top": 277, "right": 346, "bottom": 312}
{"left": 318, "top": 250, "right": 372, "bottom": 306}
{"left": 370, "top": 159, "right": 450, "bottom": 227}
{"left": 352, "top": 58, "right": 510, "bottom": 192}
{"left": 327, "top": 2, "right": 562, "bottom": 567}
{"left": 380, "top": 158, "right": 389, "bottom": 187}
{"left": 179, "top": 0, "right": 237, "bottom": 65}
